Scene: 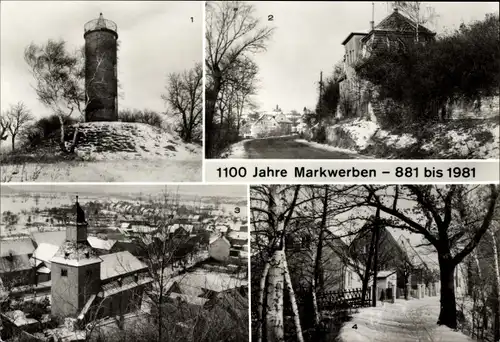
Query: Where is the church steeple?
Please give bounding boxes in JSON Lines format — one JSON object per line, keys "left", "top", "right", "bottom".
{"left": 66, "top": 195, "right": 88, "bottom": 243}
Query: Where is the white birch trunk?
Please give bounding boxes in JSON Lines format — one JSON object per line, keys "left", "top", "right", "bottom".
{"left": 489, "top": 228, "right": 500, "bottom": 338}
{"left": 282, "top": 249, "right": 305, "bottom": 342}
{"left": 311, "top": 279, "right": 320, "bottom": 327}
{"left": 257, "top": 261, "right": 271, "bottom": 342}
{"left": 266, "top": 249, "right": 285, "bottom": 342}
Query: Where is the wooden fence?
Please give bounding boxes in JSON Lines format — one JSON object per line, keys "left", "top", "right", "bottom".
{"left": 296, "top": 287, "right": 371, "bottom": 312}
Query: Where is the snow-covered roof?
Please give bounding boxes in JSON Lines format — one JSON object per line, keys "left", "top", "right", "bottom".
{"left": 227, "top": 231, "right": 247, "bottom": 241}
{"left": 169, "top": 292, "right": 209, "bottom": 306}
{"left": 100, "top": 251, "right": 147, "bottom": 280}
{"left": 170, "top": 269, "right": 247, "bottom": 296}
{"left": 87, "top": 236, "right": 116, "bottom": 250}
{"left": 376, "top": 270, "right": 397, "bottom": 279}
{"left": 32, "top": 243, "right": 59, "bottom": 264}
{"left": 210, "top": 236, "right": 231, "bottom": 246}
{"left": 0, "top": 238, "right": 35, "bottom": 257}
{"left": 32, "top": 231, "right": 66, "bottom": 246}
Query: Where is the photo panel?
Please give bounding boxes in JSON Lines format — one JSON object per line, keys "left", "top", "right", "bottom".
{"left": 1, "top": 1, "right": 203, "bottom": 182}
{"left": 0, "top": 183, "right": 249, "bottom": 341}
{"left": 205, "top": 1, "right": 499, "bottom": 160}
{"left": 250, "top": 184, "right": 500, "bottom": 342}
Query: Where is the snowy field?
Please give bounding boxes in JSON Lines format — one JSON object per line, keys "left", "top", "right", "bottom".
{"left": 338, "top": 297, "right": 474, "bottom": 342}
{"left": 0, "top": 159, "right": 202, "bottom": 182}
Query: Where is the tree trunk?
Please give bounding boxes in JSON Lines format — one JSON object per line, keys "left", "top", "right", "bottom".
{"left": 266, "top": 250, "right": 285, "bottom": 342}
{"left": 205, "top": 68, "right": 222, "bottom": 158}
{"left": 11, "top": 134, "right": 15, "bottom": 151}
{"left": 362, "top": 228, "right": 376, "bottom": 305}
{"left": 257, "top": 261, "right": 271, "bottom": 342}
{"left": 437, "top": 258, "right": 457, "bottom": 329}
{"left": 372, "top": 218, "right": 380, "bottom": 307}
{"left": 282, "top": 250, "right": 304, "bottom": 342}
{"left": 489, "top": 229, "right": 500, "bottom": 341}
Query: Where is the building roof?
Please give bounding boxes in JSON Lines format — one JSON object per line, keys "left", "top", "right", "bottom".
{"left": 0, "top": 254, "right": 32, "bottom": 273}
{"left": 50, "top": 241, "right": 102, "bottom": 267}
{"left": 376, "top": 270, "right": 397, "bottom": 279}
{"left": 227, "top": 231, "right": 247, "bottom": 241}
{"left": 87, "top": 236, "right": 116, "bottom": 251}
{"left": 100, "top": 274, "right": 152, "bottom": 297}
{"left": 0, "top": 238, "right": 35, "bottom": 257}
{"left": 31, "top": 231, "right": 66, "bottom": 247}
{"left": 374, "top": 9, "right": 434, "bottom": 35}
{"left": 169, "top": 292, "right": 209, "bottom": 306}
{"left": 210, "top": 236, "right": 231, "bottom": 246}
{"left": 99, "top": 251, "right": 147, "bottom": 280}
{"left": 32, "top": 243, "right": 60, "bottom": 264}
{"left": 341, "top": 32, "right": 368, "bottom": 45}
{"left": 169, "top": 270, "right": 247, "bottom": 297}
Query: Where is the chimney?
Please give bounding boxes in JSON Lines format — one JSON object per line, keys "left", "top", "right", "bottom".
{"left": 370, "top": 21, "right": 374, "bottom": 30}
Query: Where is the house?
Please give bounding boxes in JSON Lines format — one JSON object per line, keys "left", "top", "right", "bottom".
{"left": 0, "top": 238, "right": 36, "bottom": 288}
{"left": 350, "top": 227, "right": 411, "bottom": 290}
{"left": 209, "top": 236, "right": 231, "bottom": 262}
{"left": 286, "top": 230, "right": 363, "bottom": 294}
{"left": 30, "top": 243, "right": 60, "bottom": 283}
{"left": 339, "top": 7, "right": 436, "bottom": 118}
{"left": 250, "top": 106, "right": 294, "bottom": 138}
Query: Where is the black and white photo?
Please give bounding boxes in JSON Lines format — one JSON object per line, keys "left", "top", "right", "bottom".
{"left": 0, "top": 184, "right": 249, "bottom": 341}
{"left": 206, "top": 1, "right": 499, "bottom": 160}
{"left": 251, "top": 184, "right": 499, "bottom": 342}
{"left": 1, "top": 1, "right": 203, "bottom": 181}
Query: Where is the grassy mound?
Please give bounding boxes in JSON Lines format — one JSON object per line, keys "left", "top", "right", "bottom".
{"left": 8, "top": 122, "right": 200, "bottom": 162}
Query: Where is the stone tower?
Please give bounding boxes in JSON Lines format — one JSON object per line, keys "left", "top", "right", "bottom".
{"left": 84, "top": 13, "right": 118, "bottom": 122}
{"left": 50, "top": 196, "right": 102, "bottom": 318}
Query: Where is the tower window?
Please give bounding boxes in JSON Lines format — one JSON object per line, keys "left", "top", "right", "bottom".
{"left": 61, "top": 269, "right": 68, "bottom": 277}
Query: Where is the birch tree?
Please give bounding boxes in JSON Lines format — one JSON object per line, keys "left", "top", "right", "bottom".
{"left": 251, "top": 184, "right": 304, "bottom": 342}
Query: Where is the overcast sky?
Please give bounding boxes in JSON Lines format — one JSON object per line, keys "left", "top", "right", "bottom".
{"left": 249, "top": 1, "right": 499, "bottom": 113}
{"left": 1, "top": 1, "right": 202, "bottom": 117}
{"left": 2, "top": 184, "right": 248, "bottom": 199}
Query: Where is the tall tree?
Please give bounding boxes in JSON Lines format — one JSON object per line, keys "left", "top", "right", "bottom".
{"left": 361, "top": 184, "right": 499, "bottom": 329}
{"left": 0, "top": 114, "right": 11, "bottom": 141}
{"left": 205, "top": 1, "right": 274, "bottom": 157}
{"left": 4, "top": 102, "right": 33, "bottom": 151}
{"left": 391, "top": 2, "right": 438, "bottom": 42}
{"left": 162, "top": 63, "right": 203, "bottom": 143}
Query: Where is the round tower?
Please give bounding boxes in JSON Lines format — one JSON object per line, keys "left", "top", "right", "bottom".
{"left": 84, "top": 13, "right": 118, "bottom": 122}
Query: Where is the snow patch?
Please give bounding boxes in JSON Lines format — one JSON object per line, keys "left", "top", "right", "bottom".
{"left": 340, "top": 119, "right": 379, "bottom": 149}
{"left": 338, "top": 297, "right": 474, "bottom": 342}
{"left": 294, "top": 139, "right": 360, "bottom": 157}
{"left": 223, "top": 140, "right": 249, "bottom": 159}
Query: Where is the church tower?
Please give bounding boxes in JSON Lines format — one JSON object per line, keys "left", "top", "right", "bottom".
{"left": 50, "top": 196, "right": 102, "bottom": 318}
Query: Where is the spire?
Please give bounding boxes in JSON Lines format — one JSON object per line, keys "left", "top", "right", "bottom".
{"left": 95, "top": 12, "right": 106, "bottom": 29}
{"left": 76, "top": 195, "right": 87, "bottom": 225}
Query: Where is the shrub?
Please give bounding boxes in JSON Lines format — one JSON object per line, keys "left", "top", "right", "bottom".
{"left": 20, "top": 114, "right": 79, "bottom": 149}
{"left": 118, "top": 109, "right": 164, "bottom": 129}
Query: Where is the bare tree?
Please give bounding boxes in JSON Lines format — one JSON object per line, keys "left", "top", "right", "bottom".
{"left": 4, "top": 102, "right": 33, "bottom": 151}
{"left": 205, "top": 1, "right": 274, "bottom": 157}
{"left": 391, "top": 1, "right": 438, "bottom": 42}
{"left": 162, "top": 63, "right": 203, "bottom": 143}
{"left": 360, "top": 184, "right": 500, "bottom": 329}
{"left": 0, "top": 113, "right": 11, "bottom": 141}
